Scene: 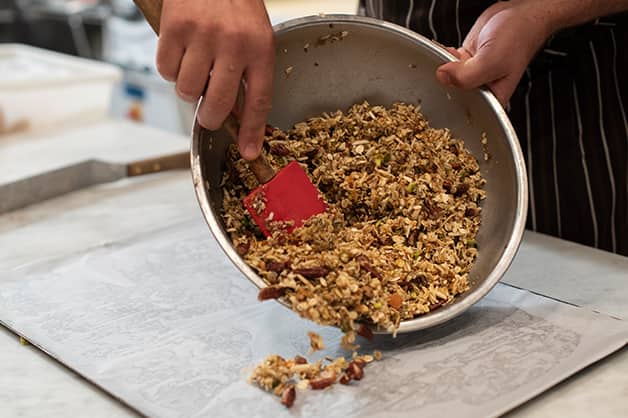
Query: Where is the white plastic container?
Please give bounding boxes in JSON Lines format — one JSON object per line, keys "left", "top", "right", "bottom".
{"left": 265, "top": 0, "right": 359, "bottom": 25}
{"left": 0, "top": 44, "right": 122, "bottom": 132}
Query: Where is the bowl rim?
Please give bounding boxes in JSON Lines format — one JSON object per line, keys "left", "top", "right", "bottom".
{"left": 190, "top": 14, "right": 529, "bottom": 334}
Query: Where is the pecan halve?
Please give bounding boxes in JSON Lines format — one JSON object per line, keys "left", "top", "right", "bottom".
{"left": 293, "top": 266, "right": 330, "bottom": 279}
{"left": 310, "top": 370, "right": 336, "bottom": 389}
{"left": 465, "top": 207, "right": 479, "bottom": 217}
{"left": 257, "top": 286, "right": 286, "bottom": 301}
{"left": 357, "top": 324, "right": 374, "bottom": 341}
{"left": 280, "top": 385, "right": 296, "bottom": 408}
{"left": 270, "top": 143, "right": 291, "bottom": 156}
{"left": 339, "top": 373, "right": 351, "bottom": 385}
{"left": 424, "top": 202, "right": 441, "bottom": 220}
{"left": 264, "top": 124, "right": 275, "bottom": 136}
{"left": 356, "top": 255, "right": 382, "bottom": 279}
{"left": 346, "top": 361, "right": 364, "bottom": 381}
{"left": 303, "top": 148, "right": 319, "bottom": 159}
{"left": 429, "top": 299, "right": 447, "bottom": 311}
{"left": 236, "top": 240, "right": 250, "bottom": 256}
{"left": 454, "top": 182, "right": 470, "bottom": 197}
{"left": 266, "top": 260, "right": 289, "bottom": 273}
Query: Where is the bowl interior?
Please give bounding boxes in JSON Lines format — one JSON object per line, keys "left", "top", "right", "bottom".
{"left": 192, "top": 15, "right": 527, "bottom": 333}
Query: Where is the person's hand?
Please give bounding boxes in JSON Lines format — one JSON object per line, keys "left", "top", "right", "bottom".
{"left": 435, "top": 1, "right": 555, "bottom": 107}
{"left": 157, "top": 0, "right": 274, "bottom": 160}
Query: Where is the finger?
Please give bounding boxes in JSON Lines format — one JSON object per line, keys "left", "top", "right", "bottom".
{"left": 487, "top": 73, "right": 521, "bottom": 107}
{"left": 238, "top": 62, "right": 274, "bottom": 160}
{"left": 436, "top": 47, "right": 507, "bottom": 89}
{"left": 230, "top": 106, "right": 242, "bottom": 120}
{"left": 445, "top": 46, "right": 462, "bottom": 60}
{"left": 456, "top": 47, "right": 473, "bottom": 61}
{"left": 197, "top": 59, "right": 244, "bottom": 131}
{"left": 156, "top": 36, "right": 184, "bottom": 82}
{"left": 175, "top": 45, "right": 212, "bottom": 102}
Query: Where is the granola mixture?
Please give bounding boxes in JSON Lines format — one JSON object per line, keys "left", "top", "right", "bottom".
{"left": 248, "top": 334, "right": 382, "bottom": 408}
{"left": 221, "top": 102, "right": 486, "bottom": 335}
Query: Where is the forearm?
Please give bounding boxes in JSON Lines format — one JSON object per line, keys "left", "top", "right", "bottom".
{"left": 514, "top": 0, "right": 628, "bottom": 34}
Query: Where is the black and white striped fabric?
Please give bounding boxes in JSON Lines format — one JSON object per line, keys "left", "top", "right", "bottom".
{"left": 362, "top": 0, "right": 628, "bottom": 256}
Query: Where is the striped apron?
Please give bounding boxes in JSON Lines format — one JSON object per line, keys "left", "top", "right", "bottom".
{"left": 362, "top": 0, "right": 628, "bottom": 256}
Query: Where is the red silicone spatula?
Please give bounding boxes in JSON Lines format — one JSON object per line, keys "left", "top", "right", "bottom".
{"left": 221, "top": 114, "right": 327, "bottom": 236}
{"left": 243, "top": 160, "right": 326, "bottom": 236}
{"left": 134, "top": 0, "right": 327, "bottom": 237}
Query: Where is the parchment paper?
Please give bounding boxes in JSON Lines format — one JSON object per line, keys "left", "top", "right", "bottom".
{"left": 0, "top": 219, "right": 626, "bottom": 418}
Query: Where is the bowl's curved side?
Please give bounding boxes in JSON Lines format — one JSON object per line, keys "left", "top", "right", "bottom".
{"left": 191, "top": 121, "right": 269, "bottom": 291}
{"left": 191, "top": 14, "right": 528, "bottom": 334}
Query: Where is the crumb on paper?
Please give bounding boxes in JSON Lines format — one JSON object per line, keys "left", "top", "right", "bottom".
{"left": 307, "top": 331, "right": 325, "bottom": 353}
{"left": 284, "top": 66, "right": 294, "bottom": 78}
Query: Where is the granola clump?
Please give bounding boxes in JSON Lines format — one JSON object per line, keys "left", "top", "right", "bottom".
{"left": 221, "top": 102, "right": 486, "bottom": 334}
{"left": 248, "top": 344, "right": 381, "bottom": 408}
{"left": 307, "top": 331, "right": 325, "bottom": 354}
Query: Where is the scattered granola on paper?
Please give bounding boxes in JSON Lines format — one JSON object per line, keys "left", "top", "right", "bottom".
{"left": 248, "top": 334, "right": 382, "bottom": 408}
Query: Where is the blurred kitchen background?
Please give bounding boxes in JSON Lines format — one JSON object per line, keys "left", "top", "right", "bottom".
{"left": 0, "top": 0, "right": 359, "bottom": 135}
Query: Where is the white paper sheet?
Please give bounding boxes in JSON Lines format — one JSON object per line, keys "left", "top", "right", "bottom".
{"left": 1, "top": 219, "right": 626, "bottom": 418}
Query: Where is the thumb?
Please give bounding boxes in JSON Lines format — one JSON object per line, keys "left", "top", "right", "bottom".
{"left": 436, "top": 50, "right": 505, "bottom": 90}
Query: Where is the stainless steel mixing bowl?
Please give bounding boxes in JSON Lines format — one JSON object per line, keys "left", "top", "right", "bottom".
{"left": 190, "top": 15, "right": 528, "bottom": 334}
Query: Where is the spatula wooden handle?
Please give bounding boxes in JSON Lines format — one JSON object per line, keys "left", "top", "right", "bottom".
{"left": 133, "top": 0, "right": 275, "bottom": 185}
{"left": 223, "top": 114, "right": 275, "bottom": 184}
{"left": 133, "top": 0, "right": 163, "bottom": 33}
